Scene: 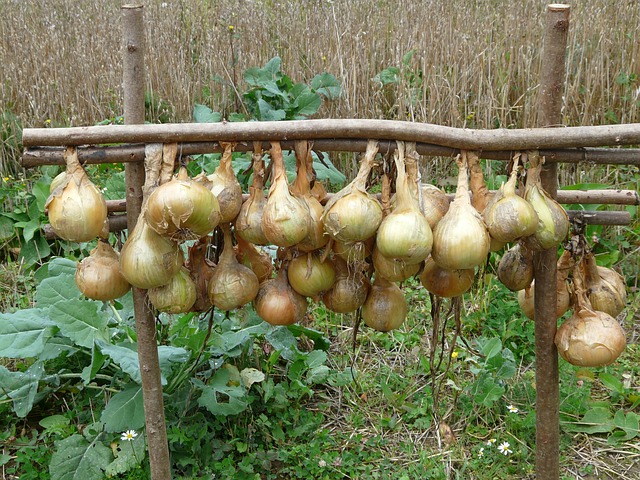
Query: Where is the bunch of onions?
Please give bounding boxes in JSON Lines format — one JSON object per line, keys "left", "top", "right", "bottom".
{"left": 235, "top": 143, "right": 269, "bottom": 245}
{"left": 321, "top": 258, "right": 370, "bottom": 313}
{"left": 431, "top": 152, "right": 491, "bottom": 270}
{"left": 207, "top": 142, "right": 243, "bottom": 223}
{"left": 148, "top": 266, "right": 196, "bottom": 314}
{"left": 208, "top": 224, "right": 259, "bottom": 311}
{"left": 75, "top": 239, "right": 130, "bottom": 301}
{"left": 235, "top": 234, "right": 274, "bottom": 283}
{"left": 332, "top": 238, "right": 373, "bottom": 263}
{"left": 376, "top": 142, "right": 432, "bottom": 265}
{"left": 362, "top": 275, "right": 407, "bottom": 332}
{"left": 555, "top": 262, "right": 626, "bottom": 367}
{"left": 517, "top": 250, "right": 572, "bottom": 320}
{"left": 120, "top": 216, "right": 184, "bottom": 289}
{"left": 262, "top": 142, "right": 311, "bottom": 247}
{"left": 497, "top": 242, "right": 534, "bottom": 292}
{"left": 46, "top": 147, "right": 108, "bottom": 242}
{"left": 420, "top": 256, "right": 475, "bottom": 298}
{"left": 421, "top": 184, "right": 450, "bottom": 229}
{"left": 581, "top": 251, "right": 626, "bottom": 317}
{"left": 145, "top": 166, "right": 221, "bottom": 241}
{"left": 185, "top": 236, "right": 216, "bottom": 312}
{"left": 322, "top": 140, "right": 383, "bottom": 244}
{"left": 484, "top": 155, "right": 538, "bottom": 243}
{"left": 523, "top": 152, "right": 569, "bottom": 251}
{"left": 287, "top": 251, "right": 336, "bottom": 298}
{"left": 254, "top": 265, "right": 308, "bottom": 326}
{"left": 372, "top": 246, "right": 420, "bottom": 282}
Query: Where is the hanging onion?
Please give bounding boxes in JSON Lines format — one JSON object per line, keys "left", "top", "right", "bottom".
{"left": 208, "top": 224, "right": 259, "bottom": 311}
{"left": 287, "top": 251, "right": 336, "bottom": 298}
{"left": 49, "top": 171, "right": 67, "bottom": 193}
{"left": 421, "top": 184, "right": 450, "bottom": 229}
{"left": 185, "top": 236, "right": 216, "bottom": 312}
{"left": 235, "top": 235, "right": 274, "bottom": 283}
{"left": 45, "top": 146, "right": 108, "bottom": 242}
{"left": 148, "top": 266, "right": 196, "bottom": 314}
{"left": 262, "top": 142, "right": 311, "bottom": 247}
{"left": 332, "top": 238, "right": 373, "bottom": 263}
{"left": 321, "top": 258, "right": 370, "bottom": 314}
{"left": 362, "top": 275, "right": 408, "bottom": 332}
{"left": 372, "top": 246, "right": 420, "bottom": 282}
{"left": 235, "top": 143, "right": 269, "bottom": 245}
{"left": 145, "top": 166, "right": 221, "bottom": 241}
{"left": 207, "top": 142, "right": 243, "bottom": 223}
{"left": 420, "top": 256, "right": 474, "bottom": 298}
{"left": 497, "top": 242, "right": 534, "bottom": 292}
{"left": 431, "top": 152, "right": 491, "bottom": 270}
{"left": 581, "top": 251, "right": 627, "bottom": 318}
{"left": 322, "top": 140, "right": 383, "bottom": 243}
{"left": 254, "top": 265, "right": 308, "bottom": 326}
{"left": 75, "top": 240, "right": 130, "bottom": 301}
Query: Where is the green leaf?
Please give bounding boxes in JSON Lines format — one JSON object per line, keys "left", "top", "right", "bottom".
{"left": 48, "top": 256, "right": 78, "bottom": 277}
{"left": 311, "top": 151, "right": 347, "bottom": 187}
{"left": 0, "top": 215, "right": 15, "bottom": 241}
{"left": 18, "top": 232, "right": 50, "bottom": 268}
{"left": 195, "top": 369, "right": 249, "bottom": 416}
{"left": 105, "top": 433, "right": 146, "bottom": 476}
{"left": 39, "top": 337, "right": 78, "bottom": 361}
{"left": 311, "top": 72, "right": 341, "bottom": 99}
{"left": 32, "top": 177, "right": 52, "bottom": 211}
{"left": 478, "top": 337, "right": 503, "bottom": 360}
{"left": 35, "top": 272, "right": 81, "bottom": 307}
{"left": 102, "top": 171, "right": 126, "bottom": 200}
{"left": 0, "top": 308, "right": 55, "bottom": 358}
{"left": 257, "top": 99, "right": 286, "bottom": 121}
{"left": 49, "top": 434, "right": 113, "bottom": 480}
{"left": 39, "top": 414, "right": 70, "bottom": 435}
{"left": 49, "top": 299, "right": 109, "bottom": 348}
{"left": 291, "top": 91, "right": 321, "bottom": 118}
{"left": 81, "top": 344, "right": 107, "bottom": 385}
{"left": 562, "top": 407, "right": 615, "bottom": 434}
{"left": 244, "top": 56, "right": 282, "bottom": 87}
{"left": 599, "top": 372, "right": 625, "bottom": 395}
{"left": 374, "top": 66, "right": 400, "bottom": 86}
{"left": 193, "top": 103, "right": 222, "bottom": 123}
{"left": 0, "top": 361, "right": 45, "bottom": 417}
{"left": 240, "top": 368, "right": 265, "bottom": 389}
{"left": 469, "top": 375, "right": 504, "bottom": 407}
{"left": 611, "top": 410, "right": 639, "bottom": 442}
{"left": 101, "top": 384, "right": 145, "bottom": 433}
{"left": 265, "top": 326, "right": 302, "bottom": 361}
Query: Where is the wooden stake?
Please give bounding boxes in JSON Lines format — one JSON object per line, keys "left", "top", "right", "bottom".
{"left": 534, "top": 4, "right": 570, "bottom": 480}
{"left": 122, "top": 4, "right": 172, "bottom": 479}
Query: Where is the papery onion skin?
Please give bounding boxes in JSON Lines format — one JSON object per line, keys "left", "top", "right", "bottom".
{"left": 372, "top": 247, "right": 420, "bottom": 283}
{"left": 235, "top": 235, "right": 274, "bottom": 283}
{"left": 148, "top": 267, "right": 197, "bottom": 314}
{"left": 321, "top": 260, "right": 370, "bottom": 313}
{"left": 517, "top": 279, "right": 571, "bottom": 320}
{"left": 236, "top": 194, "right": 269, "bottom": 245}
{"left": 208, "top": 142, "right": 243, "bottom": 223}
{"left": 582, "top": 253, "right": 627, "bottom": 318}
{"left": 420, "top": 256, "right": 474, "bottom": 298}
{"left": 376, "top": 210, "right": 432, "bottom": 265}
{"left": 209, "top": 262, "right": 259, "bottom": 311}
{"left": 421, "top": 184, "right": 450, "bottom": 229}
{"left": 50, "top": 171, "right": 67, "bottom": 193}
{"left": 324, "top": 190, "right": 383, "bottom": 243}
{"left": 362, "top": 276, "right": 408, "bottom": 332}
{"left": 75, "top": 241, "right": 131, "bottom": 301}
{"left": 287, "top": 253, "right": 336, "bottom": 298}
{"left": 254, "top": 268, "right": 308, "bottom": 326}
{"left": 497, "top": 243, "right": 534, "bottom": 292}
{"left": 333, "top": 238, "right": 373, "bottom": 263}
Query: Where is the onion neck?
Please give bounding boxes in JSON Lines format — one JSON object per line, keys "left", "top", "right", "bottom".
{"left": 352, "top": 140, "right": 379, "bottom": 191}
{"left": 454, "top": 152, "right": 471, "bottom": 204}
{"left": 219, "top": 142, "right": 237, "bottom": 178}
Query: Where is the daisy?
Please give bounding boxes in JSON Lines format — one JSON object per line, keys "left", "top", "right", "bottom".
{"left": 478, "top": 447, "right": 484, "bottom": 458}
{"left": 497, "top": 441, "right": 512, "bottom": 455}
{"left": 486, "top": 438, "right": 497, "bottom": 446}
{"left": 507, "top": 404, "right": 519, "bottom": 414}
{"left": 121, "top": 430, "right": 138, "bottom": 441}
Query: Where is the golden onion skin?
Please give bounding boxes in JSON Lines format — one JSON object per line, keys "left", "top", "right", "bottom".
{"left": 148, "top": 267, "right": 197, "bottom": 314}
{"left": 287, "top": 253, "right": 336, "bottom": 298}
{"left": 420, "top": 256, "right": 474, "bottom": 298}
{"left": 362, "top": 277, "right": 407, "bottom": 332}
{"left": 254, "top": 268, "right": 308, "bottom": 326}
{"left": 75, "top": 241, "right": 130, "bottom": 301}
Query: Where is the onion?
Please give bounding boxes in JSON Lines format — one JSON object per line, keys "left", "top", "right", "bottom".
{"left": 235, "top": 144, "right": 269, "bottom": 245}
{"left": 207, "top": 142, "right": 243, "bottom": 223}
{"left": 321, "top": 258, "right": 370, "bottom": 313}
{"left": 148, "top": 266, "right": 196, "bottom": 314}
{"left": 145, "top": 166, "right": 221, "bottom": 241}
{"left": 45, "top": 147, "right": 108, "bottom": 242}
{"left": 254, "top": 265, "right": 308, "bottom": 326}
{"left": 421, "top": 184, "right": 450, "bottom": 229}
{"left": 185, "top": 236, "right": 216, "bottom": 312}
{"left": 376, "top": 141, "right": 432, "bottom": 265}
{"left": 372, "top": 246, "right": 420, "bottom": 282}
{"left": 75, "top": 240, "right": 130, "bottom": 301}
{"left": 431, "top": 152, "right": 491, "bottom": 270}
{"left": 287, "top": 251, "right": 336, "bottom": 298}
{"left": 362, "top": 275, "right": 408, "bottom": 332}
{"left": 262, "top": 141, "right": 311, "bottom": 247}
{"left": 467, "top": 150, "right": 491, "bottom": 214}
{"left": 581, "top": 251, "right": 626, "bottom": 317}
{"left": 208, "top": 224, "right": 259, "bottom": 311}
{"left": 555, "top": 261, "right": 626, "bottom": 367}
{"left": 120, "top": 215, "right": 184, "bottom": 289}
{"left": 50, "top": 171, "right": 67, "bottom": 193}
{"left": 235, "top": 235, "right": 274, "bottom": 283}
{"left": 420, "top": 256, "right": 474, "bottom": 298}
{"left": 522, "top": 152, "right": 569, "bottom": 251}
{"left": 497, "top": 242, "right": 534, "bottom": 292}
{"left": 484, "top": 155, "right": 538, "bottom": 243}
{"left": 322, "top": 140, "right": 383, "bottom": 243}
{"left": 332, "top": 238, "right": 373, "bottom": 263}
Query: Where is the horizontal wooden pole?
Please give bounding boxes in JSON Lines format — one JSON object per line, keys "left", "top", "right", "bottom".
{"left": 21, "top": 120, "right": 640, "bottom": 150}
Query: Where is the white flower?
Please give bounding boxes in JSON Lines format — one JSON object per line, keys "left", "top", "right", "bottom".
{"left": 478, "top": 447, "right": 484, "bottom": 457}
{"left": 318, "top": 459, "right": 327, "bottom": 468}
{"left": 121, "top": 430, "right": 138, "bottom": 441}
{"left": 507, "top": 404, "right": 519, "bottom": 414}
{"left": 497, "top": 441, "right": 512, "bottom": 455}
{"left": 486, "top": 438, "right": 497, "bottom": 446}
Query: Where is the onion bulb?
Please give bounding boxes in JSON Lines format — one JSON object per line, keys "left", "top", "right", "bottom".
{"left": 262, "top": 142, "right": 311, "bottom": 247}
{"left": 362, "top": 275, "right": 407, "bottom": 332}
{"left": 581, "top": 252, "right": 626, "bottom": 317}
{"left": 421, "top": 184, "right": 450, "bottom": 229}
{"left": 497, "top": 242, "right": 534, "bottom": 292}
{"left": 235, "top": 235, "right": 274, "bottom": 283}
{"left": 185, "top": 236, "right": 216, "bottom": 312}
{"left": 321, "top": 258, "right": 370, "bottom": 313}
{"left": 50, "top": 171, "right": 67, "bottom": 193}
{"left": 420, "top": 256, "right": 474, "bottom": 298}
{"left": 208, "top": 224, "right": 259, "bottom": 311}
{"left": 322, "top": 140, "right": 383, "bottom": 243}
{"left": 148, "top": 266, "right": 196, "bottom": 314}
{"left": 207, "top": 142, "right": 243, "bottom": 223}
{"left": 484, "top": 155, "right": 538, "bottom": 243}
{"left": 372, "top": 246, "right": 420, "bottom": 282}
{"left": 555, "top": 262, "right": 626, "bottom": 367}
{"left": 235, "top": 145, "right": 269, "bottom": 245}
{"left": 120, "top": 215, "right": 184, "bottom": 289}
{"left": 332, "top": 238, "right": 373, "bottom": 263}
{"left": 376, "top": 141, "right": 432, "bottom": 264}
{"left": 145, "top": 166, "right": 221, "bottom": 241}
{"left": 254, "top": 265, "right": 308, "bottom": 326}
{"left": 75, "top": 240, "right": 130, "bottom": 301}
{"left": 287, "top": 251, "right": 336, "bottom": 297}
{"left": 522, "top": 152, "right": 569, "bottom": 250}
{"left": 45, "top": 146, "right": 108, "bottom": 242}
{"left": 431, "top": 152, "right": 491, "bottom": 270}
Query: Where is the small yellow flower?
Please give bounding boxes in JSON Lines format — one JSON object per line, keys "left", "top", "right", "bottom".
{"left": 2, "top": 177, "right": 9, "bottom": 182}
{"left": 228, "top": 25, "right": 235, "bottom": 32}
{"left": 451, "top": 351, "right": 459, "bottom": 359}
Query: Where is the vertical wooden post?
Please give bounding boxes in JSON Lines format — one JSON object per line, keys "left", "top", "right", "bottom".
{"left": 122, "top": 5, "right": 172, "bottom": 479}
{"left": 534, "top": 4, "right": 570, "bottom": 480}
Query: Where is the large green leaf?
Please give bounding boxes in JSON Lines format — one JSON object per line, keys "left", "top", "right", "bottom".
{"left": 311, "top": 72, "right": 341, "bottom": 100}
{"left": 195, "top": 369, "right": 249, "bottom": 417}
{"left": 49, "top": 435, "right": 113, "bottom": 480}
{"left": 0, "top": 308, "right": 54, "bottom": 358}
{"left": 291, "top": 91, "right": 321, "bottom": 118}
{"left": 101, "top": 384, "right": 145, "bottom": 433}
{"left": 81, "top": 344, "right": 106, "bottom": 385}
{"left": 18, "top": 232, "right": 50, "bottom": 268}
{"left": 49, "top": 299, "right": 109, "bottom": 348}
{"left": 244, "top": 56, "right": 282, "bottom": 87}
{"left": 35, "top": 272, "right": 81, "bottom": 307}
{"left": 562, "top": 407, "right": 614, "bottom": 434}
{"left": 39, "top": 337, "right": 78, "bottom": 361}
{"left": 0, "top": 361, "right": 45, "bottom": 417}
{"left": 193, "top": 103, "right": 222, "bottom": 123}
{"left": 469, "top": 374, "right": 504, "bottom": 407}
